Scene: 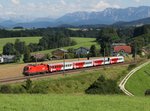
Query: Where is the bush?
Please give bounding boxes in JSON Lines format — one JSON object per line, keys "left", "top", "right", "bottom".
{"left": 0, "top": 85, "right": 13, "bottom": 93}
{"left": 145, "top": 89, "right": 150, "bottom": 96}
{"left": 12, "top": 86, "right": 26, "bottom": 94}
{"left": 22, "top": 79, "right": 33, "bottom": 93}
{"left": 128, "top": 63, "right": 137, "bottom": 71}
{"left": 147, "top": 54, "right": 150, "bottom": 59}
{"left": 85, "top": 75, "right": 121, "bottom": 94}
{"left": 31, "top": 85, "right": 48, "bottom": 94}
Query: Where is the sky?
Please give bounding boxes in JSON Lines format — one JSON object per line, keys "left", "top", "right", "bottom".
{"left": 0, "top": 0, "right": 150, "bottom": 20}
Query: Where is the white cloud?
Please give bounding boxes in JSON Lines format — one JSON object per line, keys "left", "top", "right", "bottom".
{"left": 134, "top": 0, "right": 141, "bottom": 2}
{"left": 0, "top": 4, "right": 3, "bottom": 8}
{"left": 60, "top": 0, "right": 66, "bottom": 5}
{"left": 93, "top": 1, "right": 120, "bottom": 11}
{"left": 11, "top": 0, "right": 20, "bottom": 5}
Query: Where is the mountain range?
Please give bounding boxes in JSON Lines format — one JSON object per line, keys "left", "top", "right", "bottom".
{"left": 1, "top": 6, "right": 150, "bottom": 28}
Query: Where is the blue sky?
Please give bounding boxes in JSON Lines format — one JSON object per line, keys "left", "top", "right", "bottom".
{"left": 0, "top": 0, "right": 150, "bottom": 20}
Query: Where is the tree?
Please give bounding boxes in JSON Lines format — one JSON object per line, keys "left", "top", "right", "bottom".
{"left": 90, "top": 45, "right": 97, "bottom": 57}
{"left": 97, "top": 28, "right": 119, "bottom": 56}
{"left": 14, "top": 51, "right": 21, "bottom": 62}
{"left": 22, "top": 79, "right": 32, "bottom": 93}
{"left": 23, "top": 46, "right": 31, "bottom": 63}
{"left": 85, "top": 75, "right": 121, "bottom": 94}
{"left": 14, "top": 39, "right": 26, "bottom": 54}
{"left": 3, "top": 43, "right": 16, "bottom": 55}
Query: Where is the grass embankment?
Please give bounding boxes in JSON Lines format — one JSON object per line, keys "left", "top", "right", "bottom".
{"left": 11, "top": 65, "right": 128, "bottom": 94}
{"left": 126, "top": 63, "right": 150, "bottom": 96}
{"left": 0, "top": 94, "right": 149, "bottom": 111}
{"left": 0, "top": 37, "right": 41, "bottom": 53}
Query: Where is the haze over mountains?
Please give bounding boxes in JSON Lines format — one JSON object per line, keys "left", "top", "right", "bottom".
{"left": 1, "top": 6, "right": 150, "bottom": 28}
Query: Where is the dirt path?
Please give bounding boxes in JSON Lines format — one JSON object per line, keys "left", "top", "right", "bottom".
{"left": 119, "top": 60, "right": 150, "bottom": 96}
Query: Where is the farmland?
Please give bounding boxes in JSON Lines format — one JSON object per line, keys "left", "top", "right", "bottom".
{"left": 0, "top": 37, "right": 41, "bottom": 53}
{"left": 34, "top": 37, "right": 99, "bottom": 54}
{"left": 0, "top": 37, "right": 98, "bottom": 54}
{"left": 0, "top": 94, "right": 149, "bottom": 111}
{"left": 126, "top": 63, "right": 150, "bottom": 96}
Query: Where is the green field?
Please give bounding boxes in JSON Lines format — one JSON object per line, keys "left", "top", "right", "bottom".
{"left": 0, "top": 94, "right": 149, "bottom": 111}
{"left": 0, "top": 37, "right": 41, "bottom": 53}
{"left": 34, "top": 37, "right": 99, "bottom": 54}
{"left": 0, "top": 37, "right": 98, "bottom": 54}
{"left": 126, "top": 63, "right": 150, "bottom": 96}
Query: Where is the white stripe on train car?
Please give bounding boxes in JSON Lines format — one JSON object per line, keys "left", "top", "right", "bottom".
{"left": 84, "top": 60, "right": 93, "bottom": 67}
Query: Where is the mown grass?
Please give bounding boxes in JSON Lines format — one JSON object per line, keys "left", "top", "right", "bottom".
{"left": 0, "top": 94, "right": 149, "bottom": 111}
{"left": 126, "top": 63, "right": 150, "bottom": 96}
{"left": 0, "top": 37, "right": 41, "bottom": 53}
{"left": 33, "top": 37, "right": 99, "bottom": 54}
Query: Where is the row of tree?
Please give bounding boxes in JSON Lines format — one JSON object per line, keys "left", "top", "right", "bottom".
{"left": 0, "top": 28, "right": 99, "bottom": 38}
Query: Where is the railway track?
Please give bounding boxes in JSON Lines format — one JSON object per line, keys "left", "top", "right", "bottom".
{"left": 0, "top": 62, "right": 130, "bottom": 84}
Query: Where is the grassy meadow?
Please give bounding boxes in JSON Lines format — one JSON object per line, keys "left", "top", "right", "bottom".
{"left": 126, "top": 63, "right": 150, "bottom": 96}
{"left": 0, "top": 94, "right": 149, "bottom": 111}
{"left": 0, "top": 37, "right": 41, "bottom": 53}
{"left": 34, "top": 37, "right": 99, "bottom": 54}
{"left": 0, "top": 37, "right": 98, "bottom": 54}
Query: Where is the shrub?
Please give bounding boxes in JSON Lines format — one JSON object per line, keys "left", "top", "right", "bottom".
{"left": 0, "top": 85, "right": 13, "bottom": 93}
{"left": 30, "top": 85, "right": 48, "bottom": 94}
{"left": 22, "top": 78, "right": 33, "bottom": 93}
{"left": 12, "top": 86, "right": 26, "bottom": 94}
{"left": 147, "top": 54, "right": 150, "bottom": 59}
{"left": 145, "top": 89, "right": 150, "bottom": 96}
{"left": 128, "top": 63, "right": 137, "bottom": 71}
{"left": 85, "top": 75, "right": 121, "bottom": 94}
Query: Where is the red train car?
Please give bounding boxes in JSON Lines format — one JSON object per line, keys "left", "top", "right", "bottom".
{"left": 110, "top": 57, "right": 119, "bottom": 64}
{"left": 23, "top": 64, "right": 48, "bottom": 75}
{"left": 73, "top": 61, "right": 85, "bottom": 69}
{"left": 48, "top": 63, "right": 63, "bottom": 72}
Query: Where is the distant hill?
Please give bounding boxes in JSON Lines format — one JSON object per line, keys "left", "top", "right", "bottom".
{"left": 12, "top": 21, "right": 54, "bottom": 28}
{"left": 113, "top": 17, "right": 150, "bottom": 27}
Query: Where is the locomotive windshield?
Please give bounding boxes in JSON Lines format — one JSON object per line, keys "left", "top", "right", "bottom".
{"left": 23, "top": 67, "right": 29, "bottom": 71}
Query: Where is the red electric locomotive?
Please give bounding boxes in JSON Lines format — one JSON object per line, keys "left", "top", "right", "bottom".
{"left": 23, "top": 64, "right": 48, "bottom": 76}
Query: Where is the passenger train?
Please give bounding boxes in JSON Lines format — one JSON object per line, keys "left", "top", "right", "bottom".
{"left": 23, "top": 56, "right": 124, "bottom": 76}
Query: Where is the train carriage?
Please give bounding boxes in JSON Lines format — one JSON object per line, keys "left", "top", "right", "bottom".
{"left": 110, "top": 56, "right": 124, "bottom": 64}
{"left": 48, "top": 63, "right": 63, "bottom": 72}
{"left": 93, "top": 58, "right": 104, "bottom": 66}
{"left": 73, "top": 61, "right": 84, "bottom": 69}
{"left": 84, "top": 60, "right": 93, "bottom": 67}
{"left": 48, "top": 62, "right": 73, "bottom": 72}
